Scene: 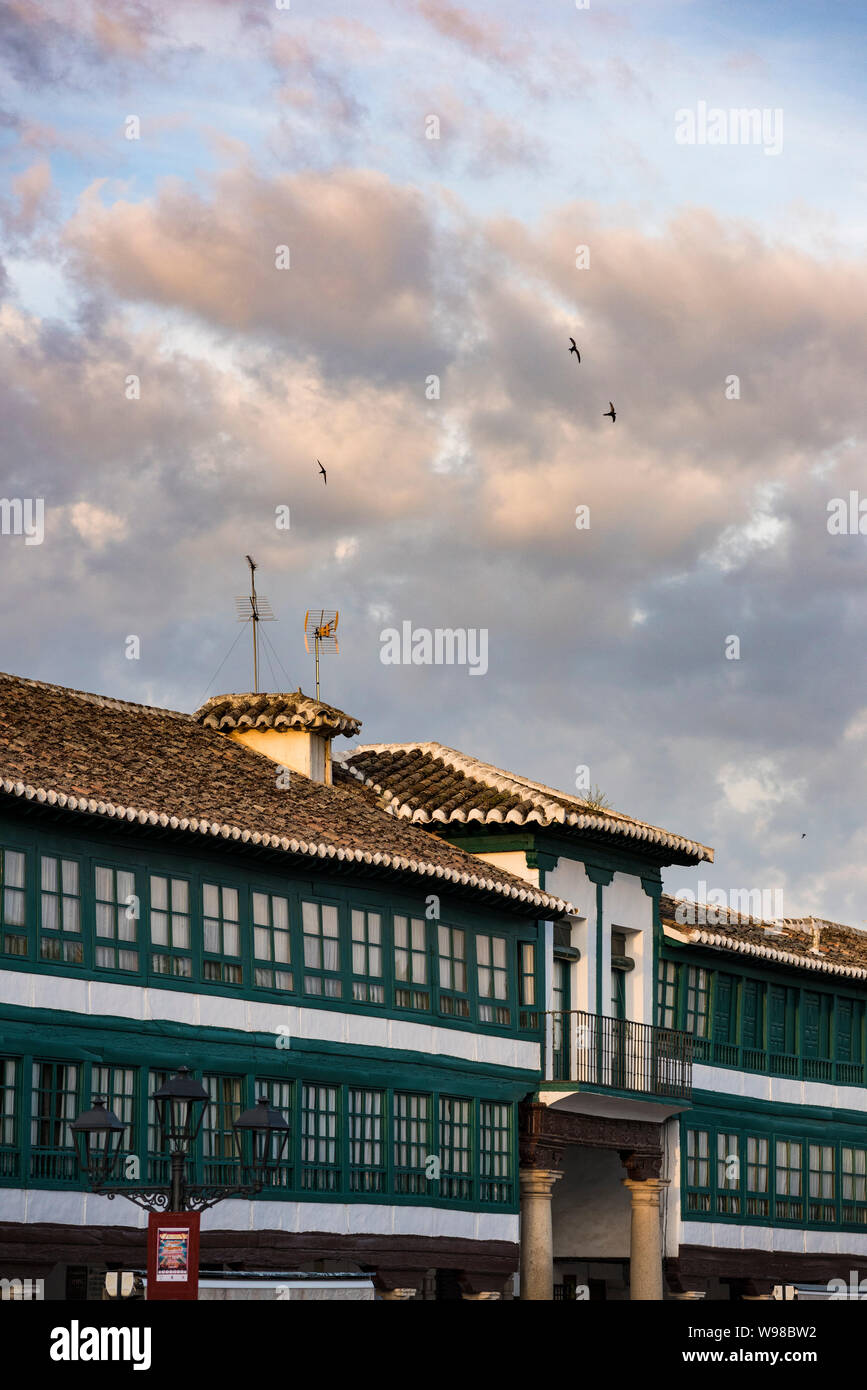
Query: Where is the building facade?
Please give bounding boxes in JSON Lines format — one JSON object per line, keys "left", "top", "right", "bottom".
{"left": 343, "top": 742, "right": 867, "bottom": 1300}
{"left": 0, "top": 676, "right": 570, "bottom": 1300}
{"left": 2, "top": 677, "right": 865, "bottom": 1301}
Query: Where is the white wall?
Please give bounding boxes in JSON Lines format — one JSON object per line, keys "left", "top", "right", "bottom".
{"left": 551, "top": 1146, "right": 632, "bottom": 1259}
{"left": 544, "top": 859, "right": 654, "bottom": 1023}
{"left": 0, "top": 1187, "right": 518, "bottom": 1242}
{"left": 0, "top": 971, "right": 540, "bottom": 1072}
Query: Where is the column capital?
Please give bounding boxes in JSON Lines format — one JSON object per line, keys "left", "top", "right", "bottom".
{"left": 519, "top": 1167, "right": 563, "bottom": 1199}
{"left": 622, "top": 1177, "right": 670, "bottom": 1204}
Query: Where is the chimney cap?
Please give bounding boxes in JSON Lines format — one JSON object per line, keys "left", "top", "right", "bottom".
{"left": 194, "top": 691, "right": 361, "bottom": 739}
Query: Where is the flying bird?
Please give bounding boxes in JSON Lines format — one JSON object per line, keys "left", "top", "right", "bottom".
{"left": 568, "top": 337, "right": 581, "bottom": 363}
{"left": 801, "top": 833, "right": 807, "bottom": 838}
{"left": 603, "top": 402, "right": 616, "bottom": 422}
{"left": 317, "top": 460, "right": 327, "bottom": 485}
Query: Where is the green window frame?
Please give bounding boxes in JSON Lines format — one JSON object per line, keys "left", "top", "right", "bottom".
{"left": 746, "top": 1134, "right": 769, "bottom": 1217}
{"left": 439, "top": 1095, "right": 472, "bottom": 1200}
{"left": 202, "top": 883, "right": 242, "bottom": 985}
{"left": 393, "top": 915, "right": 429, "bottom": 1011}
{"left": 685, "top": 967, "right": 710, "bottom": 1038}
{"left": 252, "top": 891, "right": 292, "bottom": 992}
{"left": 479, "top": 1101, "right": 512, "bottom": 1204}
{"left": 301, "top": 901, "right": 341, "bottom": 998}
{"left": 301, "top": 1083, "right": 340, "bottom": 1191}
{"left": 808, "top": 1143, "right": 836, "bottom": 1223}
{"left": 31, "top": 1060, "right": 79, "bottom": 1182}
{"left": 0, "top": 847, "right": 28, "bottom": 959}
{"left": 740, "top": 978, "right": 764, "bottom": 1054}
{"left": 716, "top": 1132, "right": 741, "bottom": 1215}
{"left": 149, "top": 875, "right": 191, "bottom": 978}
{"left": 685, "top": 1128, "right": 711, "bottom": 1212}
{"left": 657, "top": 959, "right": 678, "bottom": 1030}
{"left": 202, "top": 1074, "right": 243, "bottom": 1185}
{"left": 94, "top": 865, "right": 139, "bottom": 973}
{"left": 393, "top": 1091, "right": 431, "bottom": 1195}
{"left": 551, "top": 958, "right": 571, "bottom": 1081}
{"left": 518, "top": 941, "right": 537, "bottom": 1020}
{"left": 253, "top": 1078, "right": 293, "bottom": 1190}
{"left": 842, "top": 1147, "right": 867, "bottom": 1226}
{"left": 0, "top": 1058, "right": 18, "bottom": 1180}
{"left": 348, "top": 1087, "right": 385, "bottom": 1193}
{"left": 476, "top": 934, "right": 510, "bottom": 1025}
{"left": 350, "top": 910, "right": 384, "bottom": 1005}
{"left": 40, "top": 855, "right": 82, "bottom": 964}
{"left": 147, "top": 1068, "right": 172, "bottom": 1186}
{"left": 437, "top": 925, "right": 469, "bottom": 1018}
{"left": 774, "top": 1139, "right": 803, "bottom": 1222}
{"left": 92, "top": 1064, "right": 137, "bottom": 1178}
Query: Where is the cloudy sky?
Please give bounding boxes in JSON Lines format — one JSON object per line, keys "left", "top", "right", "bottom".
{"left": 1, "top": 0, "right": 865, "bottom": 923}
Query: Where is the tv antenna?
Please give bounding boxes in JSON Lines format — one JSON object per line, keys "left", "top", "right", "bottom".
{"left": 236, "top": 556, "right": 275, "bottom": 693}
{"left": 304, "top": 609, "right": 339, "bottom": 701}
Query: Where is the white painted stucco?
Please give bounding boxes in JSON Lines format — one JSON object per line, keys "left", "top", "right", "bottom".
{"left": 693, "top": 1064, "right": 867, "bottom": 1112}
{"left": 0, "top": 970, "right": 540, "bottom": 1072}
{"left": 0, "top": 1187, "right": 518, "bottom": 1242}
{"left": 680, "top": 1220, "right": 867, "bottom": 1257}
{"left": 551, "top": 1146, "right": 632, "bottom": 1259}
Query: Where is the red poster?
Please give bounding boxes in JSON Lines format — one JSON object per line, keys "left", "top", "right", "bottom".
{"left": 147, "top": 1211, "right": 200, "bottom": 1301}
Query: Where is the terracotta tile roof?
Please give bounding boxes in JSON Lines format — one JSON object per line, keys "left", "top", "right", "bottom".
{"left": 196, "top": 691, "right": 361, "bottom": 738}
{"left": 338, "top": 743, "right": 713, "bottom": 865}
{"left": 660, "top": 894, "right": 867, "bottom": 980}
{"left": 0, "top": 673, "right": 572, "bottom": 918}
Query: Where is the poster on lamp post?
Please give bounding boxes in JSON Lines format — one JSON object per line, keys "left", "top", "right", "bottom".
{"left": 146, "top": 1212, "right": 200, "bottom": 1301}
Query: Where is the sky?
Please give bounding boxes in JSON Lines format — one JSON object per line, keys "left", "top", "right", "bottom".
{"left": 0, "top": 0, "right": 865, "bottom": 924}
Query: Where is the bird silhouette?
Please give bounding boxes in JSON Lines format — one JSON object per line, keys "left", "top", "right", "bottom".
{"left": 317, "top": 460, "right": 327, "bottom": 485}
{"left": 603, "top": 402, "right": 616, "bottom": 422}
{"left": 801, "top": 833, "right": 807, "bottom": 838}
{"left": 568, "top": 337, "right": 581, "bottom": 363}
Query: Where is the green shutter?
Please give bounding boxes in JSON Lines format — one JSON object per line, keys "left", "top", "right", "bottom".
{"left": 803, "top": 992, "right": 819, "bottom": 1058}
{"left": 837, "top": 998, "right": 854, "bottom": 1063}
{"left": 713, "top": 974, "right": 734, "bottom": 1044}
{"left": 741, "top": 979, "right": 761, "bottom": 1049}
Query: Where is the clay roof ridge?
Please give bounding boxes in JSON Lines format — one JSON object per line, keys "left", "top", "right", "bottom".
{"left": 339, "top": 742, "right": 713, "bottom": 861}
{"left": 0, "top": 671, "right": 192, "bottom": 722}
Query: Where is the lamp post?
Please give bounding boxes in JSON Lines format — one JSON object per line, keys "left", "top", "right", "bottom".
{"left": 72, "top": 1066, "right": 290, "bottom": 1300}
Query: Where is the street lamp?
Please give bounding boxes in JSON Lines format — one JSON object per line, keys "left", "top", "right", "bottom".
{"left": 72, "top": 1065, "right": 291, "bottom": 1303}
{"left": 71, "top": 1097, "right": 126, "bottom": 1188}
{"left": 153, "top": 1066, "right": 209, "bottom": 1152}
{"left": 234, "top": 1096, "right": 290, "bottom": 1187}
{"left": 152, "top": 1067, "right": 209, "bottom": 1211}
{"left": 72, "top": 1067, "right": 290, "bottom": 1212}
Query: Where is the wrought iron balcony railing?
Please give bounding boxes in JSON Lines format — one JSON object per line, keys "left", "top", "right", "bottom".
{"left": 544, "top": 1009, "right": 693, "bottom": 1100}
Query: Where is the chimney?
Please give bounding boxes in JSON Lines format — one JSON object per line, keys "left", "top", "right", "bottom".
{"left": 194, "top": 691, "right": 361, "bottom": 786}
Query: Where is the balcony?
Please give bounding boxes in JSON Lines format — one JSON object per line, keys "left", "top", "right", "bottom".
{"left": 544, "top": 1009, "right": 693, "bottom": 1101}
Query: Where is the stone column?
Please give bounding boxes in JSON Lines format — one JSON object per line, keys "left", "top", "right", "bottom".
{"left": 519, "top": 1167, "right": 563, "bottom": 1301}
{"left": 620, "top": 1151, "right": 669, "bottom": 1302}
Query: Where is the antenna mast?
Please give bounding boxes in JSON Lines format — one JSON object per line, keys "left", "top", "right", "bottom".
{"left": 236, "top": 556, "right": 275, "bottom": 693}
{"left": 304, "top": 609, "right": 339, "bottom": 701}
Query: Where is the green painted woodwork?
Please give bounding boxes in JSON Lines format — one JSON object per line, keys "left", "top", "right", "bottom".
{"left": 0, "top": 1042, "right": 519, "bottom": 1212}
{"left": 682, "top": 1107, "right": 867, "bottom": 1233}
{"left": 658, "top": 948, "right": 867, "bottom": 1086}
{"left": 0, "top": 814, "right": 544, "bottom": 1042}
